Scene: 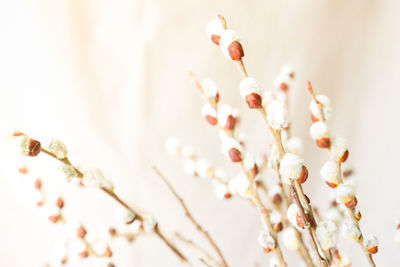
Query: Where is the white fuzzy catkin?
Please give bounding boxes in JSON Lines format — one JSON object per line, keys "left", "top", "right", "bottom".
{"left": 330, "top": 137, "right": 348, "bottom": 162}
{"left": 220, "top": 137, "right": 242, "bottom": 159}
{"left": 201, "top": 103, "right": 217, "bottom": 118}
{"left": 335, "top": 184, "right": 355, "bottom": 204}
{"left": 320, "top": 161, "right": 339, "bottom": 184}
{"left": 214, "top": 168, "right": 228, "bottom": 183}
{"left": 196, "top": 159, "right": 213, "bottom": 178}
{"left": 165, "top": 137, "right": 181, "bottom": 156}
{"left": 310, "top": 95, "right": 332, "bottom": 120}
{"left": 316, "top": 220, "right": 338, "bottom": 250}
{"left": 310, "top": 121, "right": 330, "bottom": 140}
{"left": 274, "top": 73, "right": 290, "bottom": 89}
{"left": 363, "top": 235, "right": 379, "bottom": 249}
{"left": 116, "top": 206, "right": 135, "bottom": 224}
{"left": 286, "top": 137, "right": 303, "bottom": 155}
{"left": 280, "top": 64, "right": 294, "bottom": 77}
{"left": 201, "top": 78, "right": 218, "bottom": 99}
{"left": 287, "top": 203, "right": 301, "bottom": 230}
{"left": 183, "top": 159, "right": 196, "bottom": 176}
{"left": 325, "top": 207, "right": 343, "bottom": 225}
{"left": 243, "top": 154, "right": 256, "bottom": 172}
{"left": 228, "top": 174, "right": 249, "bottom": 197}
{"left": 239, "top": 77, "right": 263, "bottom": 99}
{"left": 82, "top": 168, "right": 114, "bottom": 191}
{"left": 270, "top": 210, "right": 282, "bottom": 225}
{"left": 258, "top": 231, "right": 276, "bottom": 249}
{"left": 269, "top": 256, "right": 280, "bottom": 267}
{"left": 13, "top": 135, "right": 31, "bottom": 156}
{"left": 279, "top": 153, "right": 304, "bottom": 184}
{"left": 181, "top": 144, "right": 195, "bottom": 159}
{"left": 219, "top": 29, "right": 240, "bottom": 60}
{"left": 47, "top": 139, "right": 68, "bottom": 159}
{"left": 343, "top": 221, "right": 361, "bottom": 241}
{"left": 143, "top": 215, "right": 157, "bottom": 232}
{"left": 266, "top": 100, "right": 289, "bottom": 130}
{"left": 281, "top": 227, "right": 300, "bottom": 250}
{"left": 268, "top": 185, "right": 282, "bottom": 199}
{"left": 395, "top": 229, "right": 400, "bottom": 246}
{"left": 213, "top": 181, "right": 230, "bottom": 199}
{"left": 59, "top": 164, "right": 78, "bottom": 181}
{"left": 217, "top": 104, "right": 233, "bottom": 128}
{"left": 206, "top": 19, "right": 224, "bottom": 39}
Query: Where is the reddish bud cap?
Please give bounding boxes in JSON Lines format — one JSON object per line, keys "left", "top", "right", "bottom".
{"left": 311, "top": 113, "right": 319, "bottom": 123}
{"left": 245, "top": 93, "right": 262, "bottom": 109}
{"left": 228, "top": 148, "right": 242, "bottom": 162}
{"left": 297, "top": 166, "right": 308, "bottom": 184}
{"left": 280, "top": 83, "right": 288, "bottom": 91}
{"left": 56, "top": 197, "right": 64, "bottom": 209}
{"left": 272, "top": 194, "right": 282, "bottom": 205}
{"left": 325, "top": 181, "right": 338, "bottom": 188}
{"left": 48, "top": 215, "right": 60, "bottom": 223}
{"left": 28, "top": 139, "right": 41, "bottom": 157}
{"left": 316, "top": 138, "right": 331, "bottom": 148}
{"left": 225, "top": 115, "right": 236, "bottom": 130}
{"left": 205, "top": 115, "right": 218, "bottom": 125}
{"left": 211, "top": 34, "right": 221, "bottom": 45}
{"left": 339, "top": 150, "right": 349, "bottom": 163}
{"left": 263, "top": 247, "right": 272, "bottom": 254}
{"left": 34, "top": 178, "right": 42, "bottom": 190}
{"left": 228, "top": 41, "right": 244, "bottom": 61}
{"left": 79, "top": 251, "right": 89, "bottom": 258}
{"left": 367, "top": 246, "right": 378, "bottom": 254}
{"left": 274, "top": 222, "right": 283, "bottom": 232}
{"left": 77, "top": 226, "right": 87, "bottom": 239}
{"left": 104, "top": 247, "right": 112, "bottom": 257}
{"left": 344, "top": 197, "right": 358, "bottom": 208}
{"left": 224, "top": 192, "right": 232, "bottom": 199}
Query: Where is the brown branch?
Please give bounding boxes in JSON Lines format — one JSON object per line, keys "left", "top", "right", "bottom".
{"left": 39, "top": 148, "right": 188, "bottom": 263}
{"left": 153, "top": 166, "right": 227, "bottom": 267}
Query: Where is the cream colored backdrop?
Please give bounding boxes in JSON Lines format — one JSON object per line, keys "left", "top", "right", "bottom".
{"left": 0, "top": 0, "right": 399, "bottom": 266}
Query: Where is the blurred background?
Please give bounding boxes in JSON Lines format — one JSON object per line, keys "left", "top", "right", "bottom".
{"left": 0, "top": 0, "right": 399, "bottom": 266}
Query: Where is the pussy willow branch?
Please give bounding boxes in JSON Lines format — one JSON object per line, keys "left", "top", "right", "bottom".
{"left": 217, "top": 14, "right": 322, "bottom": 266}
{"left": 190, "top": 73, "right": 287, "bottom": 267}
{"left": 175, "top": 233, "right": 220, "bottom": 267}
{"left": 152, "top": 166, "right": 227, "bottom": 267}
{"left": 39, "top": 148, "right": 188, "bottom": 263}
{"left": 307, "top": 84, "right": 377, "bottom": 267}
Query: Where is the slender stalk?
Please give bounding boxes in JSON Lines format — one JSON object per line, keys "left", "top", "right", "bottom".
{"left": 39, "top": 148, "right": 188, "bottom": 263}
{"left": 153, "top": 166, "right": 227, "bottom": 267}
{"left": 175, "top": 233, "right": 220, "bottom": 267}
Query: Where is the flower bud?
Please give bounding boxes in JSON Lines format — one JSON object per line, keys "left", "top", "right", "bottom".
{"left": 82, "top": 168, "right": 114, "bottom": 191}
{"left": 196, "top": 159, "right": 214, "bottom": 178}
{"left": 279, "top": 153, "right": 305, "bottom": 184}
{"left": 213, "top": 181, "right": 231, "bottom": 200}
{"left": 201, "top": 104, "right": 218, "bottom": 125}
{"left": 206, "top": 19, "right": 224, "bottom": 45}
{"left": 201, "top": 78, "right": 219, "bottom": 102}
{"left": 287, "top": 204, "right": 303, "bottom": 230}
{"left": 47, "top": 139, "right": 68, "bottom": 159}
{"left": 165, "top": 136, "right": 181, "bottom": 156}
{"left": 77, "top": 226, "right": 87, "bottom": 239}
{"left": 363, "top": 235, "right": 379, "bottom": 254}
{"left": 286, "top": 137, "right": 303, "bottom": 155}
{"left": 258, "top": 231, "right": 276, "bottom": 253}
{"left": 316, "top": 220, "right": 338, "bottom": 250}
{"left": 269, "top": 185, "right": 283, "bottom": 205}
{"left": 270, "top": 211, "right": 282, "bottom": 232}
{"left": 309, "top": 94, "right": 332, "bottom": 121}
{"left": 14, "top": 134, "right": 41, "bottom": 157}
{"left": 218, "top": 104, "right": 236, "bottom": 130}
{"left": 330, "top": 137, "right": 349, "bottom": 163}
{"left": 336, "top": 184, "right": 357, "bottom": 208}
{"left": 343, "top": 221, "right": 361, "bottom": 241}
{"left": 221, "top": 138, "right": 243, "bottom": 162}
{"left": 219, "top": 30, "right": 243, "bottom": 60}
{"left": 282, "top": 228, "right": 300, "bottom": 251}
{"left": 143, "top": 215, "right": 157, "bottom": 232}
{"left": 116, "top": 207, "right": 136, "bottom": 224}
{"left": 310, "top": 121, "right": 330, "bottom": 148}
{"left": 239, "top": 77, "right": 264, "bottom": 109}
{"left": 274, "top": 74, "right": 290, "bottom": 91}
{"left": 320, "top": 161, "right": 339, "bottom": 188}
{"left": 266, "top": 100, "right": 289, "bottom": 130}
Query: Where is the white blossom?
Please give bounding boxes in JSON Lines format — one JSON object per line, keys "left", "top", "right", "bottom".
{"left": 220, "top": 137, "right": 242, "bottom": 159}
{"left": 47, "top": 139, "right": 68, "bottom": 159}
{"left": 266, "top": 100, "right": 289, "bottom": 130}
{"left": 335, "top": 184, "right": 355, "bottom": 205}
{"left": 243, "top": 154, "right": 256, "bottom": 173}
{"left": 363, "top": 235, "right": 379, "bottom": 250}
{"left": 143, "top": 215, "right": 157, "bottom": 232}
{"left": 310, "top": 95, "right": 332, "bottom": 120}
{"left": 228, "top": 173, "right": 249, "bottom": 197}
{"left": 258, "top": 231, "right": 276, "bottom": 249}
{"left": 201, "top": 103, "right": 217, "bottom": 118}
{"left": 183, "top": 159, "right": 196, "bottom": 176}
{"left": 330, "top": 137, "right": 348, "bottom": 162}
{"left": 287, "top": 204, "right": 301, "bottom": 230}
{"left": 181, "top": 144, "right": 195, "bottom": 159}
{"left": 93, "top": 240, "right": 108, "bottom": 255}
{"left": 269, "top": 256, "right": 280, "bottom": 267}
{"left": 316, "top": 220, "right": 338, "bottom": 250}
{"left": 343, "top": 221, "right": 361, "bottom": 241}
{"left": 59, "top": 164, "right": 78, "bottom": 181}
{"left": 214, "top": 168, "right": 228, "bottom": 183}
{"left": 196, "top": 159, "right": 213, "bottom": 178}
{"left": 82, "top": 168, "right": 113, "bottom": 191}
{"left": 206, "top": 19, "right": 224, "bottom": 39}
{"left": 213, "top": 181, "right": 230, "bottom": 199}
{"left": 325, "top": 207, "right": 343, "bottom": 225}
{"left": 219, "top": 29, "right": 240, "bottom": 60}
{"left": 116, "top": 206, "right": 136, "bottom": 224}
{"left": 310, "top": 121, "right": 330, "bottom": 140}
{"left": 201, "top": 78, "right": 218, "bottom": 99}
{"left": 279, "top": 153, "right": 304, "bottom": 184}
{"left": 165, "top": 137, "right": 181, "bottom": 156}
{"left": 239, "top": 77, "right": 263, "bottom": 99}
{"left": 274, "top": 73, "right": 290, "bottom": 89}
{"left": 320, "top": 161, "right": 339, "bottom": 185}
{"left": 270, "top": 210, "right": 282, "bottom": 225}
{"left": 281, "top": 227, "right": 300, "bottom": 250}
{"left": 286, "top": 137, "right": 303, "bottom": 155}
{"left": 280, "top": 64, "right": 294, "bottom": 78}
{"left": 217, "top": 104, "right": 234, "bottom": 128}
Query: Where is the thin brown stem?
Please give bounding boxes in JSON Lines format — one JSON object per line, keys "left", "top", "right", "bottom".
{"left": 153, "top": 166, "right": 227, "bottom": 267}
{"left": 236, "top": 59, "right": 248, "bottom": 78}
{"left": 39, "top": 148, "right": 188, "bottom": 263}
{"left": 175, "top": 233, "right": 220, "bottom": 267}
{"left": 289, "top": 182, "right": 327, "bottom": 267}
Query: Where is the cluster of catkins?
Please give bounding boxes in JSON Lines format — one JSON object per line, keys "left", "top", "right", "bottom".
{"left": 8, "top": 131, "right": 158, "bottom": 267}
{"left": 167, "top": 15, "right": 383, "bottom": 267}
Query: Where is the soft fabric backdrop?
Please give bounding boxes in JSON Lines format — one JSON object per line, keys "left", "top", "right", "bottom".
{"left": 0, "top": 0, "right": 399, "bottom": 266}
